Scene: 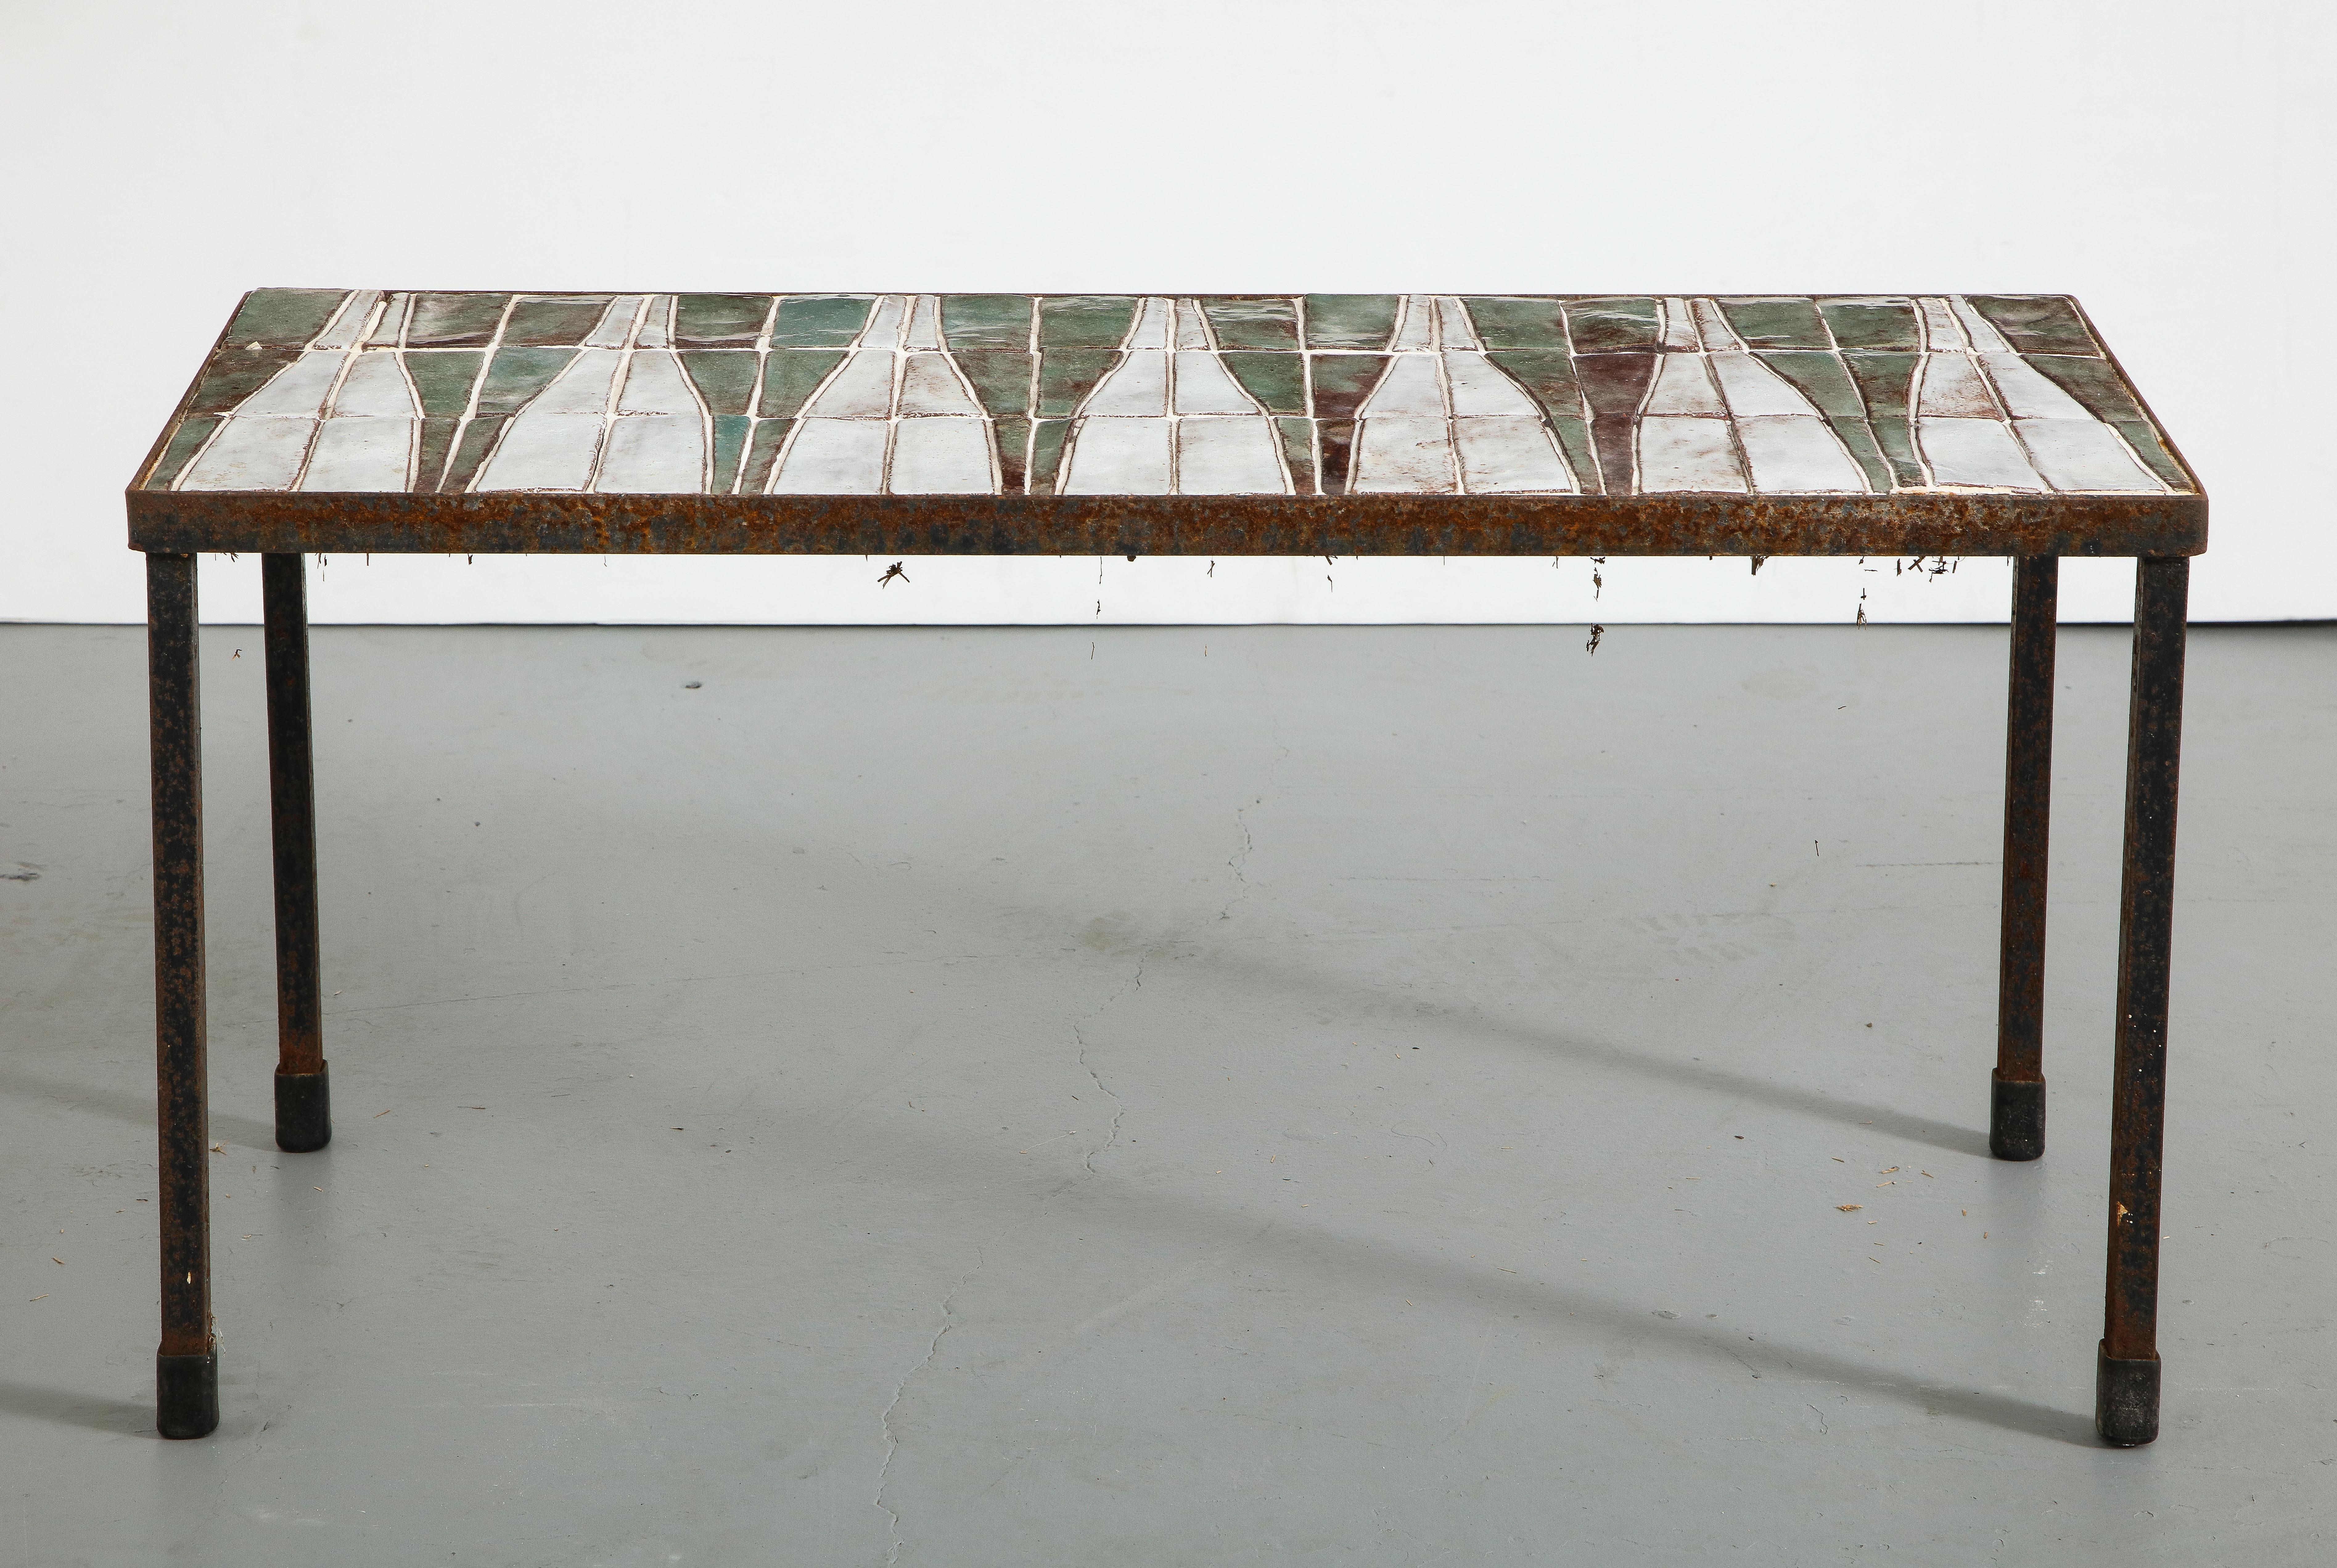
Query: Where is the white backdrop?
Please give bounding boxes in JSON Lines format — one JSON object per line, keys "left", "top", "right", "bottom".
{"left": 4, "top": 1, "right": 2326, "bottom": 626}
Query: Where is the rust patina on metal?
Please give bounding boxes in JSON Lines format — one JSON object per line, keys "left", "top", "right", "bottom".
{"left": 127, "top": 487, "right": 2206, "bottom": 559}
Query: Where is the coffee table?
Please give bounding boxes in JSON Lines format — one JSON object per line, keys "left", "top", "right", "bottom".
{"left": 126, "top": 290, "right": 2204, "bottom": 1443}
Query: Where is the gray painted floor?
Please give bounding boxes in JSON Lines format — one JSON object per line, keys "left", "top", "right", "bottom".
{"left": 2, "top": 621, "right": 2331, "bottom": 1566}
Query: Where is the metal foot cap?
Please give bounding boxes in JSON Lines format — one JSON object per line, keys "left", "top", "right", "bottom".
{"left": 156, "top": 1345, "right": 219, "bottom": 1439}
{"left": 1989, "top": 1070, "right": 2045, "bottom": 1161}
{"left": 275, "top": 1063, "right": 331, "bottom": 1152}
{"left": 2096, "top": 1342, "right": 2160, "bottom": 1446}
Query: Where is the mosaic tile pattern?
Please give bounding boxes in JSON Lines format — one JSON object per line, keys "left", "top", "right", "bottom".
{"left": 146, "top": 292, "right": 2192, "bottom": 498}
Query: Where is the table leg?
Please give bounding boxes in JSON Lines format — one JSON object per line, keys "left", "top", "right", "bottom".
{"left": 148, "top": 553, "right": 217, "bottom": 1439}
{"left": 1991, "top": 556, "right": 2058, "bottom": 1159}
{"left": 263, "top": 554, "right": 330, "bottom": 1151}
{"left": 2098, "top": 555, "right": 2189, "bottom": 1447}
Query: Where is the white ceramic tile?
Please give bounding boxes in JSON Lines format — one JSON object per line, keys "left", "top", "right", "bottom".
{"left": 1175, "top": 417, "right": 1290, "bottom": 495}
{"left": 1948, "top": 296, "right": 2013, "bottom": 354}
{"left": 365, "top": 294, "right": 411, "bottom": 348}
{"left": 1123, "top": 297, "right": 1175, "bottom": 351}
{"left": 1978, "top": 354, "right": 2091, "bottom": 421}
{"left": 1913, "top": 354, "right": 2000, "bottom": 419}
{"left": 1916, "top": 418, "right": 2043, "bottom": 490}
{"left": 1709, "top": 353, "right": 1820, "bottom": 418}
{"left": 1734, "top": 417, "right": 1869, "bottom": 494}
{"left": 1689, "top": 298, "right": 1744, "bottom": 352}
{"left": 1356, "top": 355, "right": 1445, "bottom": 419}
{"left": 799, "top": 352, "right": 898, "bottom": 420}
{"left": 1059, "top": 418, "right": 1173, "bottom": 494}
{"left": 596, "top": 415, "right": 707, "bottom": 493}
{"left": 1444, "top": 352, "right": 1540, "bottom": 418}
{"left": 904, "top": 294, "right": 946, "bottom": 352}
{"left": 177, "top": 418, "right": 314, "bottom": 491}
{"left": 299, "top": 416, "right": 416, "bottom": 491}
{"left": 1915, "top": 297, "right": 1969, "bottom": 353}
{"left": 1172, "top": 351, "right": 1262, "bottom": 416}
{"left": 1455, "top": 417, "right": 1574, "bottom": 493}
{"left": 888, "top": 417, "right": 997, "bottom": 494}
{"left": 309, "top": 290, "right": 382, "bottom": 351}
{"left": 1078, "top": 350, "right": 1168, "bottom": 417}
{"left": 1434, "top": 296, "right": 1482, "bottom": 352}
{"left": 322, "top": 351, "right": 418, "bottom": 418}
{"left": 1643, "top": 353, "right": 1726, "bottom": 417}
{"left": 234, "top": 351, "right": 355, "bottom": 418}
{"left": 1387, "top": 296, "right": 1435, "bottom": 352}
{"left": 1351, "top": 413, "right": 1456, "bottom": 493}
{"left": 473, "top": 415, "right": 604, "bottom": 492}
{"left": 1635, "top": 416, "right": 1746, "bottom": 492}
{"left": 616, "top": 351, "right": 698, "bottom": 417}
{"left": 1173, "top": 299, "right": 1215, "bottom": 351}
{"left": 1659, "top": 297, "right": 1702, "bottom": 351}
{"left": 582, "top": 296, "right": 647, "bottom": 350}
{"left": 2014, "top": 420, "right": 2164, "bottom": 492}
{"left": 768, "top": 419, "right": 890, "bottom": 495}
{"left": 897, "top": 353, "right": 984, "bottom": 417}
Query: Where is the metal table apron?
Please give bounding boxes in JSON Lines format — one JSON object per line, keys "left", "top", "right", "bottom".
{"left": 125, "top": 290, "right": 2205, "bottom": 1444}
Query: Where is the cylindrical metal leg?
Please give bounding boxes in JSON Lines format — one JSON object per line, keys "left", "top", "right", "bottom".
{"left": 1993, "top": 556, "right": 2059, "bottom": 1160}
{"left": 148, "top": 553, "right": 218, "bottom": 1439}
{"left": 262, "top": 554, "right": 330, "bottom": 1152}
{"left": 2098, "top": 555, "right": 2189, "bottom": 1447}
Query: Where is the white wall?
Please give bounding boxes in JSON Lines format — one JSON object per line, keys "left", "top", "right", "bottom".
{"left": 4, "top": 0, "right": 2325, "bottom": 626}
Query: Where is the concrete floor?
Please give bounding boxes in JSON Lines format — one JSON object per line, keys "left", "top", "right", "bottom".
{"left": 2, "top": 620, "right": 2331, "bottom": 1566}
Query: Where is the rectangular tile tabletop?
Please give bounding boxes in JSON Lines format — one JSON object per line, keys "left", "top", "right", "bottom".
{"left": 129, "top": 291, "right": 2203, "bottom": 558}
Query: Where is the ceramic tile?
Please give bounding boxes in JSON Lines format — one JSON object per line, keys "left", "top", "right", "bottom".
{"left": 407, "top": 294, "right": 507, "bottom": 347}
{"left": 1966, "top": 295, "right": 2099, "bottom": 356}
{"left": 1302, "top": 295, "right": 1399, "bottom": 349}
{"left": 146, "top": 291, "right": 2192, "bottom": 498}
{"left": 225, "top": 289, "right": 351, "bottom": 348}
{"left": 1200, "top": 298, "right": 1300, "bottom": 352}
{"left": 770, "top": 295, "right": 874, "bottom": 349}
{"left": 941, "top": 295, "right": 1034, "bottom": 351}
{"left": 674, "top": 294, "right": 773, "bottom": 347}
{"left": 502, "top": 297, "right": 617, "bottom": 348}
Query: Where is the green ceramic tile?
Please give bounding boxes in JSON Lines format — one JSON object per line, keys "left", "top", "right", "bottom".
{"left": 1026, "top": 419, "right": 1070, "bottom": 495}
{"left": 1549, "top": 416, "right": 1598, "bottom": 493}
{"left": 408, "top": 293, "right": 507, "bottom": 347}
{"left": 1718, "top": 298, "right": 1831, "bottom": 350}
{"left": 758, "top": 351, "right": 845, "bottom": 419}
{"left": 676, "top": 294, "right": 773, "bottom": 346}
{"left": 681, "top": 350, "right": 760, "bottom": 417}
{"left": 1463, "top": 298, "right": 1569, "bottom": 350}
{"left": 2021, "top": 354, "right": 2146, "bottom": 425}
{"left": 1036, "top": 349, "right": 1119, "bottom": 417}
{"left": 2113, "top": 420, "right": 2190, "bottom": 488}
{"left": 954, "top": 351, "right": 1034, "bottom": 421}
{"left": 770, "top": 295, "right": 873, "bottom": 349}
{"left": 439, "top": 415, "right": 507, "bottom": 492}
{"left": 188, "top": 347, "right": 300, "bottom": 415}
{"left": 1826, "top": 416, "right": 1895, "bottom": 493}
{"left": 941, "top": 295, "right": 1034, "bottom": 350}
{"left": 503, "top": 297, "right": 615, "bottom": 347}
{"left": 1201, "top": 298, "right": 1300, "bottom": 351}
{"left": 740, "top": 418, "right": 791, "bottom": 493}
{"left": 1841, "top": 351, "right": 1924, "bottom": 485}
{"left": 1303, "top": 295, "right": 1398, "bottom": 350}
{"left": 1755, "top": 351, "right": 1865, "bottom": 418}
{"left": 710, "top": 414, "right": 753, "bottom": 494}
{"left": 1039, "top": 297, "right": 1138, "bottom": 350}
{"left": 146, "top": 417, "right": 220, "bottom": 490}
{"left": 478, "top": 348, "right": 577, "bottom": 414}
{"left": 225, "top": 289, "right": 351, "bottom": 347}
{"left": 1277, "top": 417, "right": 1316, "bottom": 493}
{"left": 404, "top": 350, "right": 487, "bottom": 417}
{"left": 1562, "top": 298, "right": 1660, "bottom": 354}
{"left": 1968, "top": 296, "right": 2098, "bottom": 355}
{"left": 1306, "top": 354, "right": 1386, "bottom": 423}
{"left": 1487, "top": 350, "right": 1582, "bottom": 415}
{"left": 1222, "top": 351, "right": 1306, "bottom": 415}
{"left": 993, "top": 417, "right": 1030, "bottom": 494}
{"left": 415, "top": 417, "right": 462, "bottom": 493}
{"left": 1817, "top": 298, "right": 1919, "bottom": 350}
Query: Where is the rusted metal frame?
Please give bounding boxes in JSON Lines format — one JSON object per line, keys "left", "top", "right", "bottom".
{"left": 126, "top": 489, "right": 2210, "bottom": 561}
{"left": 263, "top": 554, "right": 331, "bottom": 1151}
{"left": 1990, "top": 556, "right": 2059, "bottom": 1160}
{"left": 147, "top": 554, "right": 218, "bottom": 1439}
{"left": 2097, "top": 554, "right": 2189, "bottom": 1447}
